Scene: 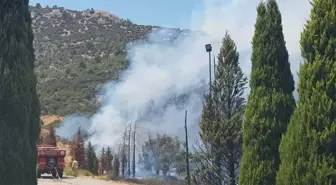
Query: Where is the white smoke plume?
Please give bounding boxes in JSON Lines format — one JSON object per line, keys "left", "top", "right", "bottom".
{"left": 56, "top": 0, "right": 311, "bottom": 155}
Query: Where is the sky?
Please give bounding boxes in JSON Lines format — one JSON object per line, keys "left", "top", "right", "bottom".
{"left": 29, "top": 0, "right": 204, "bottom": 29}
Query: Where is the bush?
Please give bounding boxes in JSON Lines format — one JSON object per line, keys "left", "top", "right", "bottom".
{"left": 63, "top": 166, "right": 93, "bottom": 177}
{"left": 78, "top": 169, "right": 93, "bottom": 176}
{"left": 63, "top": 166, "right": 76, "bottom": 177}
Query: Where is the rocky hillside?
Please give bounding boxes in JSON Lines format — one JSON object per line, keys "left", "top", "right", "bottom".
{"left": 31, "top": 5, "right": 186, "bottom": 116}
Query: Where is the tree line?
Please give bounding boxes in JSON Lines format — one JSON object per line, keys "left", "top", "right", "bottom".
{"left": 193, "top": 0, "right": 336, "bottom": 185}
{"left": 70, "top": 126, "right": 187, "bottom": 178}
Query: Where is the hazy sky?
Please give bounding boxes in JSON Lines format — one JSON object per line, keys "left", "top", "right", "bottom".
{"left": 29, "top": 0, "right": 204, "bottom": 29}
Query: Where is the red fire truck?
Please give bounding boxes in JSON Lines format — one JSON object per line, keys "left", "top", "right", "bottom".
{"left": 36, "top": 145, "right": 66, "bottom": 178}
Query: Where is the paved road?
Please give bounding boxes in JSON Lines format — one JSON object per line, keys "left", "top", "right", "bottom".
{"left": 38, "top": 174, "right": 132, "bottom": 185}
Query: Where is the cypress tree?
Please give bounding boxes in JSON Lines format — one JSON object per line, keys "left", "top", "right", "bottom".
{"left": 239, "top": 0, "right": 295, "bottom": 184}
{"left": 276, "top": 0, "right": 336, "bottom": 184}
{"left": 0, "top": 0, "right": 41, "bottom": 184}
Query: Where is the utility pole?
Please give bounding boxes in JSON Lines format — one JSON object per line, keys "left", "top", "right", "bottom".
{"left": 128, "top": 124, "right": 131, "bottom": 177}
{"left": 121, "top": 128, "right": 127, "bottom": 176}
{"left": 132, "top": 123, "right": 136, "bottom": 178}
{"left": 205, "top": 44, "right": 212, "bottom": 97}
{"left": 213, "top": 55, "right": 216, "bottom": 75}
{"left": 184, "top": 110, "right": 191, "bottom": 185}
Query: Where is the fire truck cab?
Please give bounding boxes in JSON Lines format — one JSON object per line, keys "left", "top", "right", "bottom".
{"left": 36, "top": 145, "right": 66, "bottom": 178}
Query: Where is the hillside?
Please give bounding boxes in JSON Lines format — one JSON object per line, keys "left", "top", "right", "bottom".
{"left": 31, "top": 5, "right": 186, "bottom": 116}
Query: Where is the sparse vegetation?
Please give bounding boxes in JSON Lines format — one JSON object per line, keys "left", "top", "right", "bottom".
{"left": 63, "top": 166, "right": 93, "bottom": 177}
{"left": 41, "top": 119, "right": 61, "bottom": 129}
{"left": 29, "top": 5, "right": 184, "bottom": 116}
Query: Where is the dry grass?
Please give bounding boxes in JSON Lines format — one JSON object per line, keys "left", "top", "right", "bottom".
{"left": 63, "top": 166, "right": 93, "bottom": 177}
{"left": 40, "top": 115, "right": 64, "bottom": 125}
{"left": 108, "top": 176, "right": 187, "bottom": 185}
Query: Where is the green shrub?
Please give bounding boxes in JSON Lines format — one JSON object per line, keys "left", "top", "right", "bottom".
{"left": 63, "top": 166, "right": 93, "bottom": 177}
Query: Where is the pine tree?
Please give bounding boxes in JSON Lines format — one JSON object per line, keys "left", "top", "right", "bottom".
{"left": 100, "top": 147, "right": 106, "bottom": 171}
{"left": 113, "top": 156, "right": 120, "bottom": 177}
{"left": 197, "top": 32, "right": 247, "bottom": 185}
{"left": 72, "top": 127, "right": 85, "bottom": 168}
{"left": 213, "top": 32, "right": 247, "bottom": 185}
{"left": 198, "top": 93, "right": 220, "bottom": 185}
{"left": 239, "top": 1, "right": 295, "bottom": 185}
{"left": 48, "top": 127, "right": 57, "bottom": 147}
{"left": 105, "top": 147, "right": 113, "bottom": 172}
{"left": 86, "top": 141, "right": 98, "bottom": 175}
{"left": 0, "top": 0, "right": 41, "bottom": 184}
{"left": 276, "top": 0, "right": 336, "bottom": 184}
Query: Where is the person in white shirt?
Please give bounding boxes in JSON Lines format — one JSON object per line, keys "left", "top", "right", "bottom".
{"left": 71, "top": 158, "right": 79, "bottom": 176}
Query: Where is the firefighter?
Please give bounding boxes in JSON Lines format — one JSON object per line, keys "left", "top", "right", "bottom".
{"left": 72, "top": 158, "right": 79, "bottom": 176}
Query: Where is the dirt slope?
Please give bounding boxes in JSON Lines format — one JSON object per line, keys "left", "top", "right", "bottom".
{"left": 41, "top": 115, "right": 64, "bottom": 125}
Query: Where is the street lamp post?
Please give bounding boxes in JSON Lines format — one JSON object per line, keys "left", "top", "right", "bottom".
{"left": 205, "top": 44, "right": 212, "bottom": 97}
{"left": 213, "top": 55, "right": 216, "bottom": 75}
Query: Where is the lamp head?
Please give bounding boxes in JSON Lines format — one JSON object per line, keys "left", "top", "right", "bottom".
{"left": 205, "top": 44, "right": 212, "bottom": 52}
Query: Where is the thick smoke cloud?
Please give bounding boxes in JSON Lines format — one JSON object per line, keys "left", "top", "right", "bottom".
{"left": 56, "top": 0, "right": 311, "bottom": 153}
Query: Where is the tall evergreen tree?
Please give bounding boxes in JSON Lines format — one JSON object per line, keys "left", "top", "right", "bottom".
{"left": 48, "top": 127, "right": 57, "bottom": 147}
{"left": 72, "top": 127, "right": 85, "bottom": 167}
{"left": 198, "top": 94, "right": 220, "bottom": 185}
{"left": 239, "top": 1, "right": 295, "bottom": 185}
{"left": 105, "top": 147, "right": 113, "bottom": 172}
{"left": 86, "top": 141, "right": 98, "bottom": 175}
{"left": 113, "top": 156, "right": 120, "bottom": 177}
{"left": 213, "top": 32, "right": 247, "bottom": 185}
{"left": 0, "top": 0, "right": 41, "bottom": 184}
{"left": 100, "top": 147, "right": 106, "bottom": 171}
{"left": 196, "top": 33, "right": 247, "bottom": 185}
{"left": 277, "top": 0, "right": 336, "bottom": 184}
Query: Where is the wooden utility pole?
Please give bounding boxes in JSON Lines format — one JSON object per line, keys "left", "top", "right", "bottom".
{"left": 132, "top": 123, "right": 137, "bottom": 177}
{"left": 208, "top": 50, "right": 212, "bottom": 97}
{"left": 121, "top": 128, "right": 127, "bottom": 176}
{"left": 184, "top": 110, "right": 191, "bottom": 185}
{"left": 128, "top": 124, "right": 131, "bottom": 177}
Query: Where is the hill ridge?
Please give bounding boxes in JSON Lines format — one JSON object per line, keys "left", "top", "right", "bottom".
{"left": 30, "top": 4, "right": 185, "bottom": 116}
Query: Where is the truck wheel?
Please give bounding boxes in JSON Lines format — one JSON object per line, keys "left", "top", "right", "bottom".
{"left": 52, "top": 171, "right": 57, "bottom": 178}
{"left": 36, "top": 166, "right": 41, "bottom": 178}
{"left": 37, "top": 171, "right": 41, "bottom": 178}
{"left": 58, "top": 171, "right": 63, "bottom": 178}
